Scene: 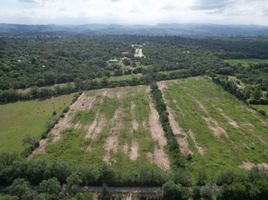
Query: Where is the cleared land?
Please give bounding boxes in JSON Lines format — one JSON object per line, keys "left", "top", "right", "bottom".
{"left": 160, "top": 77, "right": 268, "bottom": 177}
{"left": 0, "top": 94, "right": 75, "bottom": 153}
{"left": 34, "top": 86, "right": 170, "bottom": 172}
{"left": 224, "top": 59, "right": 268, "bottom": 67}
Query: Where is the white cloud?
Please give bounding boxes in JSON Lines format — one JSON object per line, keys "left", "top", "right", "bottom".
{"left": 0, "top": 0, "right": 267, "bottom": 25}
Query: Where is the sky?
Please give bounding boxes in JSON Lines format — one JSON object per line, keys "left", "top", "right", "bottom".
{"left": 0, "top": 0, "right": 268, "bottom": 25}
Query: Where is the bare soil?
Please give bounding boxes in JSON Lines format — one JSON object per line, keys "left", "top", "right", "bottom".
{"left": 28, "top": 92, "right": 95, "bottom": 159}
{"left": 148, "top": 97, "right": 170, "bottom": 170}
{"left": 103, "top": 108, "right": 123, "bottom": 163}
{"left": 85, "top": 114, "right": 107, "bottom": 140}
{"left": 202, "top": 116, "right": 229, "bottom": 139}
{"left": 131, "top": 102, "right": 139, "bottom": 132}
{"left": 193, "top": 97, "right": 209, "bottom": 115}
{"left": 240, "top": 161, "right": 268, "bottom": 171}
{"left": 188, "top": 130, "right": 206, "bottom": 155}
{"left": 129, "top": 140, "right": 139, "bottom": 161}
{"left": 218, "top": 108, "right": 239, "bottom": 129}
{"left": 166, "top": 106, "right": 192, "bottom": 156}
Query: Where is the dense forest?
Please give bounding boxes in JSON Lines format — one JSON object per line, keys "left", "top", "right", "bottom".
{"left": 1, "top": 35, "right": 268, "bottom": 106}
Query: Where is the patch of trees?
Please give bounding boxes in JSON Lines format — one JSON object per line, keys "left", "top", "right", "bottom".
{"left": 150, "top": 81, "right": 185, "bottom": 168}
{"left": 212, "top": 75, "right": 250, "bottom": 101}
{"left": 1, "top": 153, "right": 268, "bottom": 199}
{"left": 0, "top": 35, "right": 225, "bottom": 91}
{"left": 212, "top": 75, "right": 268, "bottom": 106}
{"left": 0, "top": 77, "right": 146, "bottom": 104}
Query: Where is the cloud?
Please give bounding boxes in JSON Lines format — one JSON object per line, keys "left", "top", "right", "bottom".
{"left": 192, "top": 0, "right": 234, "bottom": 10}
{"left": 0, "top": 0, "right": 267, "bottom": 25}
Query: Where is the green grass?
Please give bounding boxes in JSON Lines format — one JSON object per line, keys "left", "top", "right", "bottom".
{"left": 0, "top": 94, "right": 75, "bottom": 153}
{"left": 95, "top": 73, "right": 143, "bottom": 82}
{"left": 36, "top": 86, "right": 160, "bottom": 173}
{"left": 224, "top": 59, "right": 268, "bottom": 67}
{"left": 252, "top": 105, "right": 268, "bottom": 114}
{"left": 162, "top": 77, "right": 268, "bottom": 178}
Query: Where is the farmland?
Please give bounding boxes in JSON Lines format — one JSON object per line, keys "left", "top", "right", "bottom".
{"left": 1, "top": 34, "right": 268, "bottom": 199}
{"left": 33, "top": 86, "right": 171, "bottom": 174}
{"left": 0, "top": 94, "right": 75, "bottom": 153}
{"left": 224, "top": 59, "right": 268, "bottom": 67}
{"left": 160, "top": 77, "right": 268, "bottom": 177}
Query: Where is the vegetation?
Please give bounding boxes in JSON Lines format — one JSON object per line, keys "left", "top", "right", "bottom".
{"left": 161, "top": 77, "right": 268, "bottom": 177}
{"left": 0, "top": 94, "right": 75, "bottom": 154}
{"left": 1, "top": 34, "right": 268, "bottom": 198}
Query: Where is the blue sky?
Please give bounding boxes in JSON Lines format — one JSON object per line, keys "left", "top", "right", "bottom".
{"left": 0, "top": 0, "right": 268, "bottom": 25}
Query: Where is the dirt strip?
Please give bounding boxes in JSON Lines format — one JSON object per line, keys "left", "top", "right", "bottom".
{"left": 217, "top": 108, "right": 239, "bottom": 129}
{"left": 157, "top": 81, "right": 193, "bottom": 156}
{"left": 103, "top": 108, "right": 123, "bottom": 164}
{"left": 148, "top": 96, "right": 170, "bottom": 170}
{"left": 202, "top": 116, "right": 228, "bottom": 139}
{"left": 131, "top": 102, "right": 139, "bottom": 132}
{"left": 188, "top": 130, "right": 206, "bottom": 155}
{"left": 28, "top": 92, "right": 95, "bottom": 159}
{"left": 85, "top": 114, "right": 107, "bottom": 140}
{"left": 240, "top": 161, "right": 268, "bottom": 171}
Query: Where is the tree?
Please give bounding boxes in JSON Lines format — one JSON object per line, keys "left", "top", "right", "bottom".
{"left": 218, "top": 182, "right": 248, "bottom": 200}
{"left": 8, "top": 178, "right": 36, "bottom": 200}
{"left": 39, "top": 177, "right": 61, "bottom": 194}
{"left": 173, "top": 168, "right": 192, "bottom": 187}
{"left": 197, "top": 169, "right": 208, "bottom": 186}
{"left": 66, "top": 173, "right": 82, "bottom": 193}
{"left": 162, "top": 181, "right": 190, "bottom": 200}
{"left": 252, "top": 89, "right": 263, "bottom": 101}
{"left": 216, "top": 170, "right": 245, "bottom": 186}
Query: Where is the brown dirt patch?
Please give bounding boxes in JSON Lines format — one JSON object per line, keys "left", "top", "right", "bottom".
{"left": 129, "top": 140, "right": 139, "bottom": 161}
{"left": 240, "top": 161, "right": 268, "bottom": 171}
{"left": 202, "top": 116, "right": 228, "bottom": 139}
{"left": 166, "top": 105, "right": 192, "bottom": 156}
{"left": 153, "top": 147, "right": 170, "bottom": 171}
{"left": 85, "top": 115, "right": 107, "bottom": 140}
{"left": 103, "top": 136, "right": 118, "bottom": 163}
{"left": 103, "top": 108, "right": 123, "bottom": 163}
{"left": 148, "top": 99, "right": 167, "bottom": 147}
{"left": 188, "top": 130, "right": 206, "bottom": 155}
{"left": 218, "top": 108, "right": 239, "bottom": 129}
{"left": 131, "top": 102, "right": 139, "bottom": 132}
{"left": 157, "top": 81, "right": 167, "bottom": 92}
{"left": 74, "top": 123, "right": 82, "bottom": 130}
{"left": 28, "top": 92, "right": 95, "bottom": 159}
{"left": 193, "top": 97, "right": 209, "bottom": 114}
{"left": 148, "top": 96, "right": 170, "bottom": 170}
{"left": 122, "top": 144, "right": 129, "bottom": 155}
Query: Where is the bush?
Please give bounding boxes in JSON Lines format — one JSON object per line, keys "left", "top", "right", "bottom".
{"left": 216, "top": 170, "right": 245, "bottom": 186}
{"left": 162, "top": 181, "right": 191, "bottom": 200}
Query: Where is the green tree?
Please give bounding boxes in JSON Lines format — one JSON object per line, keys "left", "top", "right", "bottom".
{"left": 39, "top": 177, "right": 61, "bottom": 194}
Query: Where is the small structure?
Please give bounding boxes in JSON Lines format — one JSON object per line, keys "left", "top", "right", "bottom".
{"left": 108, "top": 58, "right": 119, "bottom": 63}
{"left": 134, "top": 48, "right": 145, "bottom": 58}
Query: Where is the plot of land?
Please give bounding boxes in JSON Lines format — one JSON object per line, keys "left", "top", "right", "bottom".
{"left": 224, "top": 59, "right": 268, "bottom": 67}
{"left": 35, "top": 86, "right": 170, "bottom": 172}
{"left": 160, "top": 77, "right": 268, "bottom": 176}
{"left": 0, "top": 94, "right": 75, "bottom": 153}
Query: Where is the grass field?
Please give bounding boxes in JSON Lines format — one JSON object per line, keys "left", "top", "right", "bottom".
{"left": 224, "top": 59, "right": 268, "bottom": 67}
{"left": 253, "top": 105, "right": 268, "bottom": 114}
{"left": 19, "top": 74, "right": 143, "bottom": 94}
{"left": 160, "top": 77, "right": 268, "bottom": 178}
{"left": 0, "top": 94, "right": 75, "bottom": 153}
{"left": 35, "top": 86, "right": 170, "bottom": 173}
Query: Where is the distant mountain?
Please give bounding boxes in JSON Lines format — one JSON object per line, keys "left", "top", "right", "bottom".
{"left": 1, "top": 23, "right": 268, "bottom": 36}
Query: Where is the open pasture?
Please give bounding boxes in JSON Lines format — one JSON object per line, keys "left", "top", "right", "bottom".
{"left": 159, "top": 77, "right": 268, "bottom": 177}
{"left": 34, "top": 86, "right": 171, "bottom": 173}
